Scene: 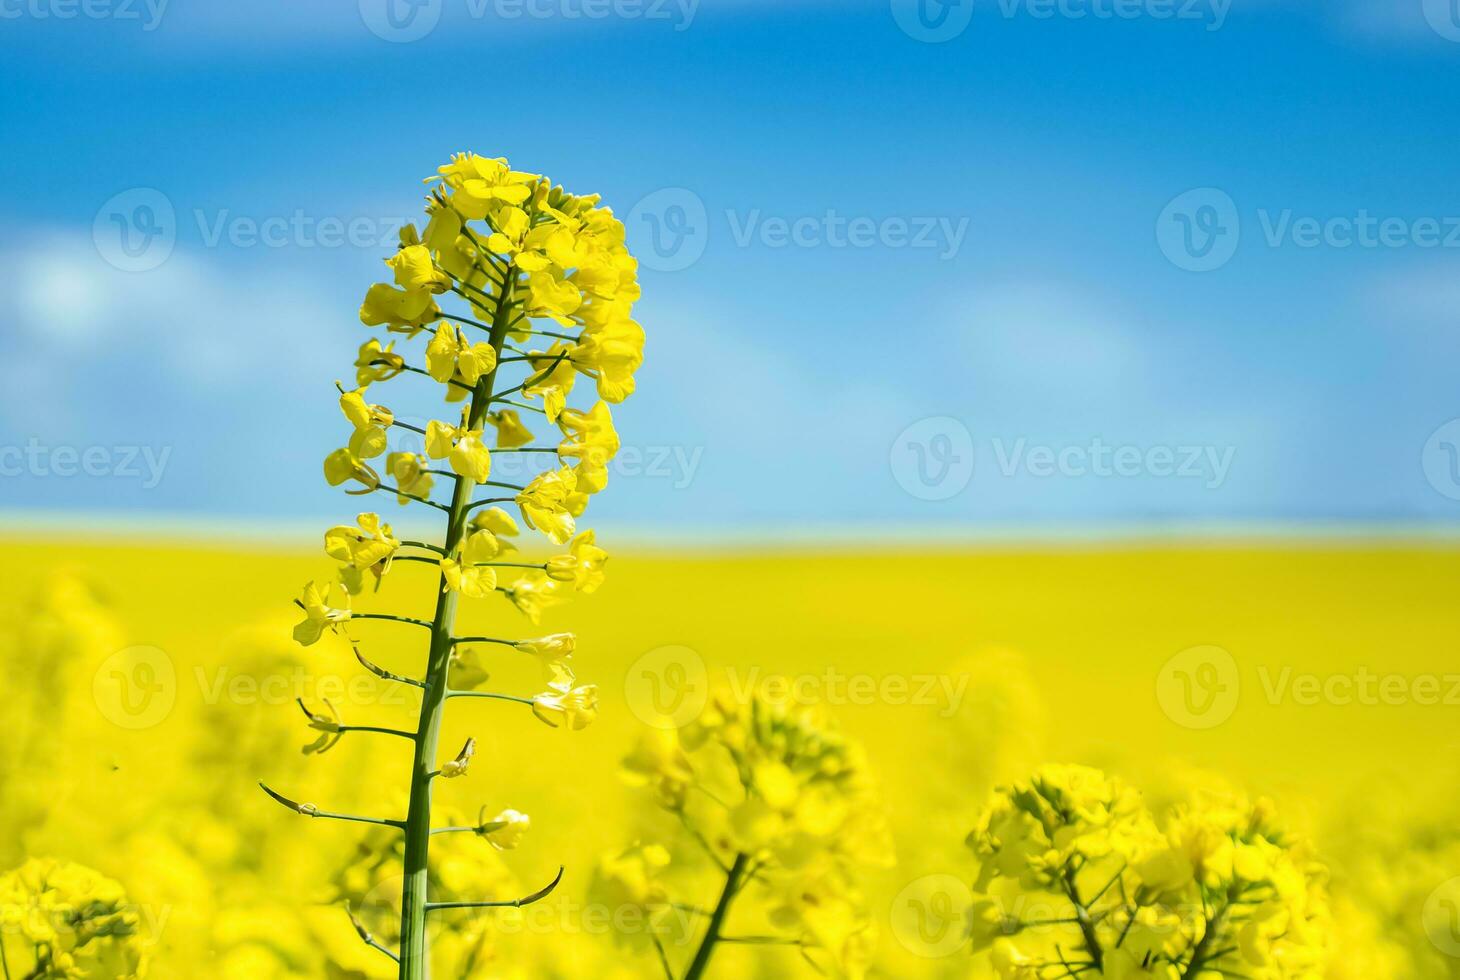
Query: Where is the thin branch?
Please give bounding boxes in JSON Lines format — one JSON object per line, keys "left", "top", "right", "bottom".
{"left": 346, "top": 903, "right": 401, "bottom": 964}
{"left": 257, "top": 782, "right": 404, "bottom": 829}
{"left": 390, "top": 361, "right": 474, "bottom": 393}
{"left": 489, "top": 348, "right": 571, "bottom": 401}
{"left": 353, "top": 643, "right": 425, "bottom": 688}
{"left": 490, "top": 400, "right": 547, "bottom": 416}
{"left": 353, "top": 613, "right": 435, "bottom": 630}
{"left": 437, "top": 310, "right": 495, "bottom": 333}
{"left": 446, "top": 690, "right": 534, "bottom": 706}
{"left": 339, "top": 725, "right": 416, "bottom": 740}
{"left": 465, "top": 496, "right": 514, "bottom": 513}
{"left": 369, "top": 482, "right": 451, "bottom": 512}
{"left": 425, "top": 866, "right": 564, "bottom": 911}
{"left": 651, "top": 934, "right": 675, "bottom": 980}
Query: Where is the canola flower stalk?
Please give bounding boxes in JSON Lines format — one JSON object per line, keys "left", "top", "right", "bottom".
{"left": 964, "top": 765, "right": 1333, "bottom": 979}
{"left": 265, "top": 152, "right": 642, "bottom": 979}
{"left": 599, "top": 681, "right": 895, "bottom": 980}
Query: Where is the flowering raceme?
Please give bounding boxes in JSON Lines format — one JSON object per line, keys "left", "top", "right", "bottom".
{"left": 604, "top": 679, "right": 894, "bottom": 979}
{"left": 963, "top": 765, "right": 1332, "bottom": 979}
{"left": 0, "top": 858, "right": 148, "bottom": 978}
{"left": 261, "top": 152, "right": 644, "bottom": 979}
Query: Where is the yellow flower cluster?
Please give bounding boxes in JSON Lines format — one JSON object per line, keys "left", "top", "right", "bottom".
{"left": 609, "top": 680, "right": 894, "bottom": 979}
{"left": 302, "top": 152, "right": 642, "bottom": 656}
{"left": 0, "top": 858, "right": 148, "bottom": 979}
{"left": 965, "top": 764, "right": 1331, "bottom": 979}
{"left": 272, "top": 153, "right": 645, "bottom": 974}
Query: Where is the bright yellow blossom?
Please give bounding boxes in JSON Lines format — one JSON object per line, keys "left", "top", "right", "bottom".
{"left": 355, "top": 338, "right": 405, "bottom": 385}
{"left": 477, "top": 808, "right": 531, "bottom": 851}
{"left": 425, "top": 416, "right": 492, "bottom": 483}
{"left": 513, "top": 632, "right": 576, "bottom": 675}
{"left": 523, "top": 342, "right": 577, "bottom": 422}
{"left": 486, "top": 409, "right": 534, "bottom": 448}
{"left": 425, "top": 322, "right": 498, "bottom": 385}
{"left": 531, "top": 667, "right": 598, "bottom": 730}
{"left": 292, "top": 580, "right": 351, "bottom": 646}
{"left": 385, "top": 451, "right": 434, "bottom": 503}
{"left": 516, "top": 465, "right": 578, "bottom": 544}
{"left": 324, "top": 513, "right": 400, "bottom": 580}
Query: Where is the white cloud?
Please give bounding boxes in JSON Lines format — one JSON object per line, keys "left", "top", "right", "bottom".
{"left": 7, "top": 234, "right": 342, "bottom": 395}
{"left": 1362, "top": 262, "right": 1460, "bottom": 328}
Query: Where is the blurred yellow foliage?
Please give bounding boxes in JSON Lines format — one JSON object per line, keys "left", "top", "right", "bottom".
{"left": 1, "top": 537, "right": 1457, "bottom": 977}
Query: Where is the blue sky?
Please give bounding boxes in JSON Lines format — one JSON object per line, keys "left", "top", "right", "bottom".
{"left": 1, "top": 0, "right": 1458, "bottom": 535}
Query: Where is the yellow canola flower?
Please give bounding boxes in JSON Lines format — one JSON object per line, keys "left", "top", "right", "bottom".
{"left": 440, "top": 738, "right": 476, "bottom": 779}
{"left": 323, "top": 445, "right": 380, "bottom": 491}
{"left": 523, "top": 342, "right": 577, "bottom": 422}
{"left": 516, "top": 466, "right": 578, "bottom": 544}
{"left": 544, "top": 529, "right": 608, "bottom": 593}
{"left": 513, "top": 632, "right": 576, "bottom": 676}
{"left": 359, "top": 260, "right": 441, "bottom": 333}
{"left": 477, "top": 808, "right": 531, "bottom": 851}
{"left": 471, "top": 505, "right": 520, "bottom": 538}
{"left": 588, "top": 843, "right": 679, "bottom": 950}
{"left": 425, "top": 322, "right": 498, "bottom": 385}
{"left": 324, "top": 513, "right": 400, "bottom": 583}
{"left": 557, "top": 401, "right": 618, "bottom": 493}
{"left": 425, "top": 417, "right": 492, "bottom": 483}
{"left": 387, "top": 243, "right": 450, "bottom": 295}
{"left": 429, "top": 153, "right": 538, "bottom": 219}
{"left": 620, "top": 728, "right": 694, "bottom": 810}
{"left": 530, "top": 664, "right": 598, "bottom": 730}
{"left": 485, "top": 205, "right": 531, "bottom": 255}
{"left": 767, "top": 867, "right": 877, "bottom": 980}
{"left": 339, "top": 388, "right": 394, "bottom": 431}
{"left": 504, "top": 571, "right": 568, "bottom": 624}
{"left": 449, "top": 645, "right": 491, "bottom": 691}
{"left": 486, "top": 409, "right": 534, "bottom": 448}
{"left": 355, "top": 338, "right": 405, "bottom": 385}
{"left": 526, "top": 268, "right": 583, "bottom": 325}
{"left": 557, "top": 401, "right": 619, "bottom": 465}
{"left": 573, "top": 318, "right": 644, "bottom": 403}
{"left": 0, "top": 858, "right": 148, "bottom": 979}
{"left": 441, "top": 528, "right": 502, "bottom": 599}
{"left": 385, "top": 451, "right": 435, "bottom": 504}
{"left": 967, "top": 768, "right": 1332, "bottom": 980}
{"left": 292, "top": 580, "right": 352, "bottom": 646}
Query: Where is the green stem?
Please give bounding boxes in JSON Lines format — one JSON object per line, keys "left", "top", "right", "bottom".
{"left": 446, "top": 691, "right": 533, "bottom": 705}
{"left": 1063, "top": 869, "right": 1103, "bottom": 972}
{"left": 682, "top": 853, "right": 748, "bottom": 980}
{"left": 397, "top": 269, "right": 517, "bottom": 980}
{"left": 1179, "top": 891, "right": 1231, "bottom": 980}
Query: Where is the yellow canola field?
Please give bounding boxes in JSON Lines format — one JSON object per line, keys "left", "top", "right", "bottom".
{"left": 1, "top": 536, "right": 1458, "bottom": 978}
